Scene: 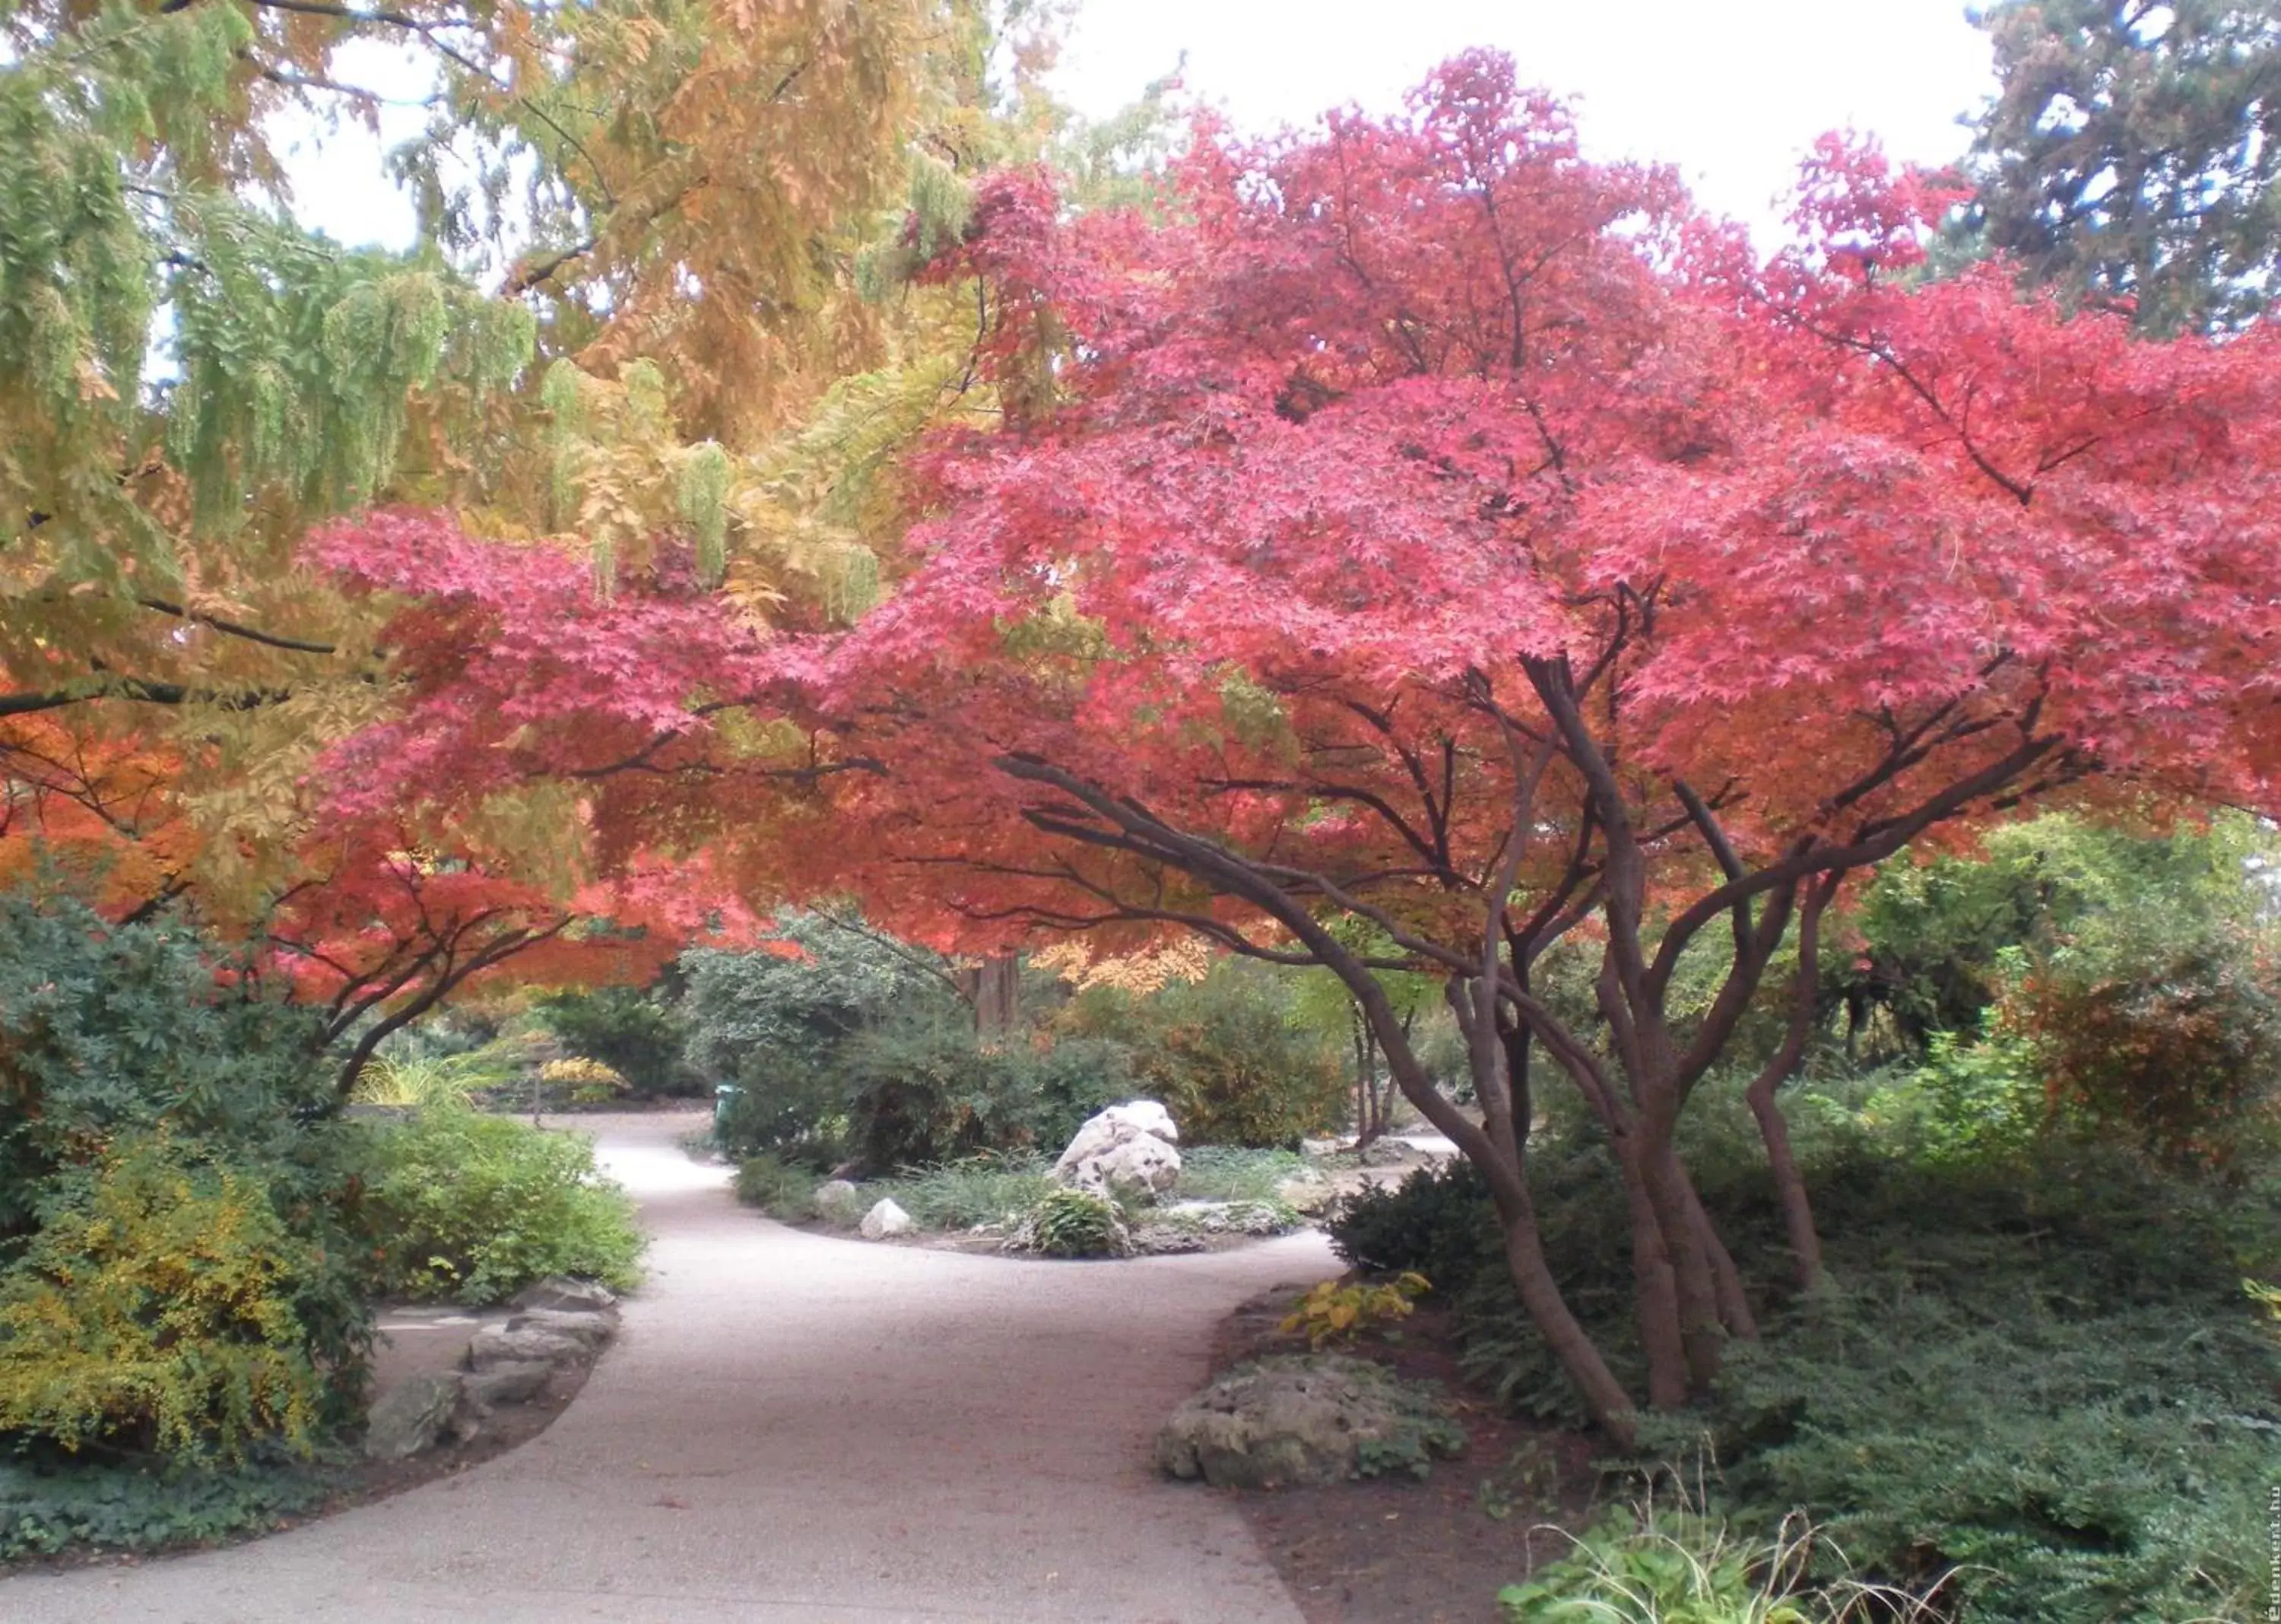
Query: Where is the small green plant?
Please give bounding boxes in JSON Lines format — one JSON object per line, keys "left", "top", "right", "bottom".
{"left": 1499, "top": 1499, "right": 1952, "bottom": 1623}
{"left": 1021, "top": 1187, "right": 1129, "bottom": 1258}
{"left": 1477, "top": 1444, "right": 1564, "bottom": 1523}
{"left": 1281, "top": 1271, "right": 1430, "bottom": 1349}
{"left": 0, "top": 1457, "right": 340, "bottom": 1562}
{"left": 1356, "top": 1404, "right": 1469, "bottom": 1480}
{"left": 733, "top": 1153, "right": 821, "bottom": 1218}
{"left": 351, "top": 1054, "right": 484, "bottom": 1110}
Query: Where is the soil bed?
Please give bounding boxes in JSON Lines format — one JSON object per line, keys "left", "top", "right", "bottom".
{"left": 1208, "top": 1289, "right": 1603, "bottom": 1624}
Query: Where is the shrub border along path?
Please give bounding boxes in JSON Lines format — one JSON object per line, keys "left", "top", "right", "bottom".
{"left": 0, "top": 1112, "right": 1327, "bottom": 1622}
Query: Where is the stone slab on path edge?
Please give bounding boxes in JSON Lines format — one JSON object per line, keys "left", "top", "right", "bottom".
{"left": 0, "top": 1109, "right": 1327, "bottom": 1622}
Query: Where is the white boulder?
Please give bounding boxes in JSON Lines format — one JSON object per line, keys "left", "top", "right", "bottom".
{"left": 1053, "top": 1100, "right": 1183, "bottom": 1200}
{"left": 860, "top": 1197, "right": 914, "bottom": 1239}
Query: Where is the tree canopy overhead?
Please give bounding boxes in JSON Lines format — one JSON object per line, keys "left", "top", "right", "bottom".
{"left": 303, "top": 52, "right": 2281, "bottom": 1432}
{"left": 0, "top": 0, "right": 1036, "bottom": 1065}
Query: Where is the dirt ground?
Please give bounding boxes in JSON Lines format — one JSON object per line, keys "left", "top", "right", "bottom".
{"left": 1209, "top": 1290, "right": 1604, "bottom": 1624}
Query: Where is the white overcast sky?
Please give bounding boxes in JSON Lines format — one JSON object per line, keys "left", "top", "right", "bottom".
{"left": 285, "top": 1, "right": 1997, "bottom": 255}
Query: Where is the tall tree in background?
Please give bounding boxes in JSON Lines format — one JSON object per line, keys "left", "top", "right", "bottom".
{"left": 1965, "top": 0, "right": 2281, "bottom": 334}
{"left": 0, "top": 0, "right": 1026, "bottom": 1060}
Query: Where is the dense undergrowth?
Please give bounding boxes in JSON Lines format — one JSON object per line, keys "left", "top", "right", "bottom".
{"left": 1331, "top": 1077, "right": 2281, "bottom": 1623}
{"left": 0, "top": 890, "right": 646, "bottom": 1563}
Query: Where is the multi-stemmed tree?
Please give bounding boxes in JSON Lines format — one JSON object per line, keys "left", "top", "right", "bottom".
{"left": 304, "top": 55, "right": 2281, "bottom": 1432}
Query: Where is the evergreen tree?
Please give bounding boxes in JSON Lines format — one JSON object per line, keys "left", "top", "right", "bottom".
{"left": 1963, "top": 0, "right": 2281, "bottom": 335}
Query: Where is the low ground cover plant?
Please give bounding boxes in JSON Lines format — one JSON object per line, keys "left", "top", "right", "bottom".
{"left": 1331, "top": 1088, "right": 2280, "bottom": 1623}
{"left": 1172, "top": 1145, "right": 1309, "bottom": 1202}
{"left": 1502, "top": 1499, "right": 1953, "bottom": 1624}
{"left": 1281, "top": 1272, "right": 1430, "bottom": 1350}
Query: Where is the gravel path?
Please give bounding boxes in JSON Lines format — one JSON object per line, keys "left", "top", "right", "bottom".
{"left": 0, "top": 1112, "right": 1331, "bottom": 1622}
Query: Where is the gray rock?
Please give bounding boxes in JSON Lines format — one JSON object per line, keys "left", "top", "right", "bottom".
{"left": 504, "top": 1307, "right": 614, "bottom": 1348}
{"left": 1155, "top": 1354, "right": 1463, "bottom": 1489}
{"left": 364, "top": 1372, "right": 471, "bottom": 1461}
{"left": 468, "top": 1323, "right": 586, "bottom": 1372}
{"left": 509, "top": 1276, "right": 617, "bottom": 1314}
{"left": 1162, "top": 1199, "right": 1298, "bottom": 1236}
{"left": 1131, "top": 1226, "right": 1207, "bottom": 1256}
{"left": 1275, "top": 1176, "right": 1334, "bottom": 1215}
{"left": 462, "top": 1359, "right": 555, "bottom": 1413}
{"left": 859, "top": 1197, "right": 914, "bottom": 1239}
{"left": 814, "top": 1179, "right": 865, "bottom": 1224}
{"left": 1359, "top": 1137, "right": 1411, "bottom": 1167}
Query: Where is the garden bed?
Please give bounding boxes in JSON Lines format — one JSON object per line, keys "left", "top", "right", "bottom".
{"left": 1204, "top": 1290, "right": 1601, "bottom": 1624}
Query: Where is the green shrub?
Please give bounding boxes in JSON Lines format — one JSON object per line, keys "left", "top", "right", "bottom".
{"left": 1058, "top": 959, "right": 1345, "bottom": 1145}
{"left": 693, "top": 919, "right": 1131, "bottom": 1170}
{"left": 872, "top": 1152, "right": 1054, "bottom": 1230}
{"left": 0, "top": 1134, "right": 361, "bottom": 1464}
{"left": 1865, "top": 1013, "right": 2047, "bottom": 1168}
{"left": 535, "top": 984, "right": 699, "bottom": 1096}
{"left": 1021, "top": 1188, "right": 1128, "bottom": 1258}
{"left": 828, "top": 1024, "right": 1128, "bottom": 1173}
{"left": 0, "top": 889, "right": 335, "bottom": 1247}
{"left": 352, "top": 1108, "right": 643, "bottom": 1304}
{"left": 1328, "top": 1157, "right": 1504, "bottom": 1286}
{"left": 732, "top": 1153, "right": 820, "bottom": 1218}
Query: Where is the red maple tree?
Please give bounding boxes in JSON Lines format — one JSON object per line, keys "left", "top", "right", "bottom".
{"left": 308, "top": 54, "right": 2281, "bottom": 1434}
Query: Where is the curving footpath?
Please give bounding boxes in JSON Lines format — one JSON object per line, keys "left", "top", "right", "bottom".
{"left": 0, "top": 1113, "right": 1331, "bottom": 1622}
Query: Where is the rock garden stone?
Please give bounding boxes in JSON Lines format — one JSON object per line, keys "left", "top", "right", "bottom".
{"left": 1275, "top": 1175, "right": 1333, "bottom": 1215}
{"left": 1053, "top": 1099, "right": 1183, "bottom": 1200}
{"left": 859, "top": 1197, "right": 914, "bottom": 1239}
{"left": 468, "top": 1322, "right": 588, "bottom": 1372}
{"left": 504, "top": 1307, "right": 614, "bottom": 1348}
{"left": 1154, "top": 1353, "right": 1465, "bottom": 1490}
{"left": 364, "top": 1372, "right": 475, "bottom": 1461}
{"left": 1163, "top": 1198, "right": 1299, "bottom": 1236}
{"left": 462, "top": 1359, "right": 556, "bottom": 1413}
{"left": 1131, "top": 1226, "right": 1208, "bottom": 1255}
{"left": 509, "top": 1276, "right": 617, "bottom": 1314}
{"left": 814, "top": 1179, "right": 866, "bottom": 1224}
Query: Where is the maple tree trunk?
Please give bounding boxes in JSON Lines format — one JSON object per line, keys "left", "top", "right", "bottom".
{"left": 1683, "top": 1168, "right": 1759, "bottom": 1340}
{"left": 1748, "top": 1078, "right": 1824, "bottom": 1291}
{"left": 1748, "top": 877, "right": 1834, "bottom": 1293}
{"left": 1359, "top": 967, "right": 1640, "bottom": 1440}
{"left": 1652, "top": 1149, "right": 1727, "bottom": 1397}
{"left": 1618, "top": 1147, "right": 1692, "bottom": 1410}
{"left": 1501, "top": 1207, "right": 1639, "bottom": 1449}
